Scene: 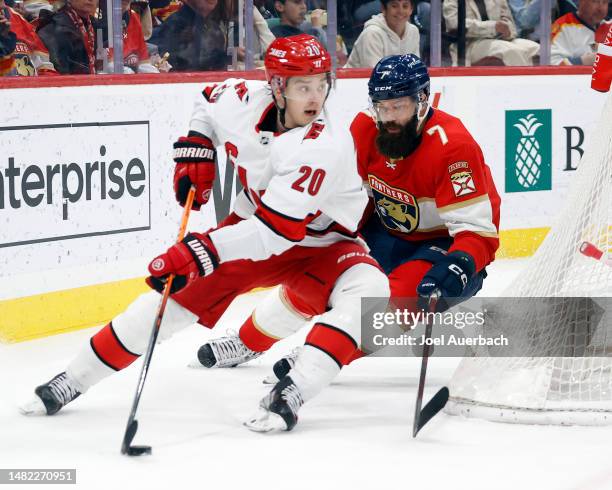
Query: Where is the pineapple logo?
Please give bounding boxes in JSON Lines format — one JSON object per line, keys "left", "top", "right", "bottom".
{"left": 513, "top": 114, "right": 543, "bottom": 188}
{"left": 505, "top": 109, "right": 552, "bottom": 193}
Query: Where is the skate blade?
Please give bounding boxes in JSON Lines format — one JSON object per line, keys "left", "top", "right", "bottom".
{"left": 244, "top": 408, "right": 287, "bottom": 433}
{"left": 18, "top": 396, "right": 47, "bottom": 416}
{"left": 187, "top": 359, "right": 239, "bottom": 369}
{"left": 187, "top": 359, "right": 207, "bottom": 369}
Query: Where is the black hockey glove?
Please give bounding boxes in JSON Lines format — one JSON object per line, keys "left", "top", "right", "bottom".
{"left": 173, "top": 134, "right": 216, "bottom": 211}
{"left": 417, "top": 251, "right": 476, "bottom": 309}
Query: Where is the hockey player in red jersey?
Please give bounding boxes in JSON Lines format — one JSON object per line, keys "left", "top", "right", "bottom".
{"left": 268, "top": 54, "right": 501, "bottom": 380}
{"left": 20, "top": 35, "right": 389, "bottom": 433}
{"left": 353, "top": 54, "right": 500, "bottom": 309}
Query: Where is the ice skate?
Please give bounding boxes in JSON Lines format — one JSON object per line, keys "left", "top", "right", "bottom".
{"left": 19, "top": 372, "right": 81, "bottom": 416}
{"left": 245, "top": 376, "right": 303, "bottom": 432}
{"left": 191, "top": 332, "right": 261, "bottom": 368}
{"left": 263, "top": 347, "right": 301, "bottom": 384}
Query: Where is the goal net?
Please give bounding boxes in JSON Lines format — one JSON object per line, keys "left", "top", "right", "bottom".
{"left": 444, "top": 92, "right": 612, "bottom": 425}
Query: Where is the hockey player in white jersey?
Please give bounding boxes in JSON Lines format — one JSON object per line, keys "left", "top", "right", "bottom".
{"left": 21, "top": 34, "right": 389, "bottom": 432}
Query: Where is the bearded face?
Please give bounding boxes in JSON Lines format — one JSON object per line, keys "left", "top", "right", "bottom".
{"left": 375, "top": 114, "right": 422, "bottom": 159}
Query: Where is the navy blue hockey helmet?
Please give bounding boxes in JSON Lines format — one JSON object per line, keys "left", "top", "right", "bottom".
{"left": 368, "top": 54, "right": 430, "bottom": 102}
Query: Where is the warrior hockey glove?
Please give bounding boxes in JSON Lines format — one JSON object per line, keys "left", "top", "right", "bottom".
{"left": 146, "top": 233, "right": 219, "bottom": 293}
{"left": 173, "top": 135, "right": 216, "bottom": 210}
{"left": 417, "top": 251, "right": 476, "bottom": 308}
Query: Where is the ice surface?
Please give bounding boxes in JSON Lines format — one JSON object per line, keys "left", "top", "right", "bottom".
{"left": 2, "top": 259, "right": 612, "bottom": 490}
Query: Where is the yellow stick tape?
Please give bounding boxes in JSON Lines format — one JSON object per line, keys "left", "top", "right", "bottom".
{"left": 0, "top": 227, "right": 551, "bottom": 344}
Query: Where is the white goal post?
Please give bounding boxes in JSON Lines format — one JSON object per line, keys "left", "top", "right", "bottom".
{"left": 444, "top": 92, "right": 612, "bottom": 425}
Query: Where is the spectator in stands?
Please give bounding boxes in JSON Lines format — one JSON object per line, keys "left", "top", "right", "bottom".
{"left": 22, "top": 0, "right": 53, "bottom": 22}
{"left": 0, "top": 5, "right": 17, "bottom": 75}
{"left": 508, "top": 0, "right": 542, "bottom": 40}
{"left": 443, "top": 0, "right": 539, "bottom": 65}
{"left": 101, "top": 0, "right": 158, "bottom": 72}
{"left": 129, "top": 0, "right": 153, "bottom": 40}
{"left": 37, "top": 0, "right": 97, "bottom": 74}
{"left": 255, "top": 0, "right": 274, "bottom": 18}
{"left": 271, "top": 0, "right": 327, "bottom": 47}
{"left": 557, "top": 0, "right": 578, "bottom": 18}
{"left": 551, "top": 0, "right": 609, "bottom": 65}
{"left": 148, "top": 0, "right": 230, "bottom": 71}
{"left": 235, "top": 6, "right": 275, "bottom": 68}
{"left": 345, "top": 0, "right": 419, "bottom": 68}
{"left": 253, "top": 4, "right": 276, "bottom": 53}
{"left": 0, "top": 0, "right": 56, "bottom": 75}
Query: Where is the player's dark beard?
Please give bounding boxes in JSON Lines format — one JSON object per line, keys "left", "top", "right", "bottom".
{"left": 375, "top": 115, "right": 421, "bottom": 159}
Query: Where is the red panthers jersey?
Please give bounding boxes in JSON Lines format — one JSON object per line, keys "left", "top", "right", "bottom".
{"left": 4, "top": 7, "right": 56, "bottom": 76}
{"left": 106, "top": 10, "right": 149, "bottom": 69}
{"left": 351, "top": 108, "right": 501, "bottom": 272}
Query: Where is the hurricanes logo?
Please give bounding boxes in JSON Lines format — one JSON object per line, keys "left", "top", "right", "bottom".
{"left": 151, "top": 258, "right": 165, "bottom": 271}
{"left": 368, "top": 175, "right": 419, "bottom": 234}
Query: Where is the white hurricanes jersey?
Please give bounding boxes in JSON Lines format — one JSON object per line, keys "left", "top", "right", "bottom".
{"left": 188, "top": 78, "right": 368, "bottom": 263}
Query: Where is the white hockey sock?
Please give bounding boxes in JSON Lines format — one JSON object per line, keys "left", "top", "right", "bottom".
{"left": 287, "top": 345, "right": 340, "bottom": 402}
{"left": 66, "top": 344, "right": 115, "bottom": 393}
{"left": 66, "top": 291, "right": 197, "bottom": 392}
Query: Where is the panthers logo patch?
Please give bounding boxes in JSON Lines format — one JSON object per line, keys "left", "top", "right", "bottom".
{"left": 368, "top": 175, "right": 419, "bottom": 234}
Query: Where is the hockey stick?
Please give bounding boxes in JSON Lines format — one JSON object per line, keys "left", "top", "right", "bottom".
{"left": 412, "top": 290, "right": 450, "bottom": 438}
{"left": 580, "top": 242, "right": 612, "bottom": 267}
{"left": 121, "top": 186, "right": 196, "bottom": 456}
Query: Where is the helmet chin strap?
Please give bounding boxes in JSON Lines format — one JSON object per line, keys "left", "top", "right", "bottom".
{"left": 270, "top": 76, "right": 289, "bottom": 130}
{"left": 415, "top": 91, "right": 430, "bottom": 133}
{"left": 278, "top": 96, "right": 289, "bottom": 129}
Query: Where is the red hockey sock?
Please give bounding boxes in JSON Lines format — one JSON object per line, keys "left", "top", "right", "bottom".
{"left": 90, "top": 323, "right": 139, "bottom": 371}
{"left": 305, "top": 323, "right": 358, "bottom": 367}
{"left": 239, "top": 315, "right": 279, "bottom": 352}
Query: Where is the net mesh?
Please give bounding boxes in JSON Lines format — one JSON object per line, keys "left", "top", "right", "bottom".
{"left": 445, "top": 92, "right": 612, "bottom": 425}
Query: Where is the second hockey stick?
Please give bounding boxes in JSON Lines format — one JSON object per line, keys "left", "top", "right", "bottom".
{"left": 412, "top": 291, "right": 450, "bottom": 437}
{"left": 121, "top": 186, "right": 196, "bottom": 456}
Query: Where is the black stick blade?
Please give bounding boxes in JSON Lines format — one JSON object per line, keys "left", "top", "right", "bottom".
{"left": 413, "top": 387, "right": 449, "bottom": 438}
{"left": 122, "top": 419, "right": 153, "bottom": 457}
{"left": 121, "top": 419, "right": 139, "bottom": 455}
{"left": 127, "top": 445, "right": 152, "bottom": 456}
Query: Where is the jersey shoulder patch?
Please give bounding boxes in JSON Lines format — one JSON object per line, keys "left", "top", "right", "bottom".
{"left": 202, "top": 83, "right": 228, "bottom": 103}
{"left": 303, "top": 121, "right": 326, "bottom": 141}
{"left": 448, "top": 161, "right": 477, "bottom": 197}
{"left": 234, "top": 81, "right": 249, "bottom": 102}
{"left": 202, "top": 78, "right": 249, "bottom": 104}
